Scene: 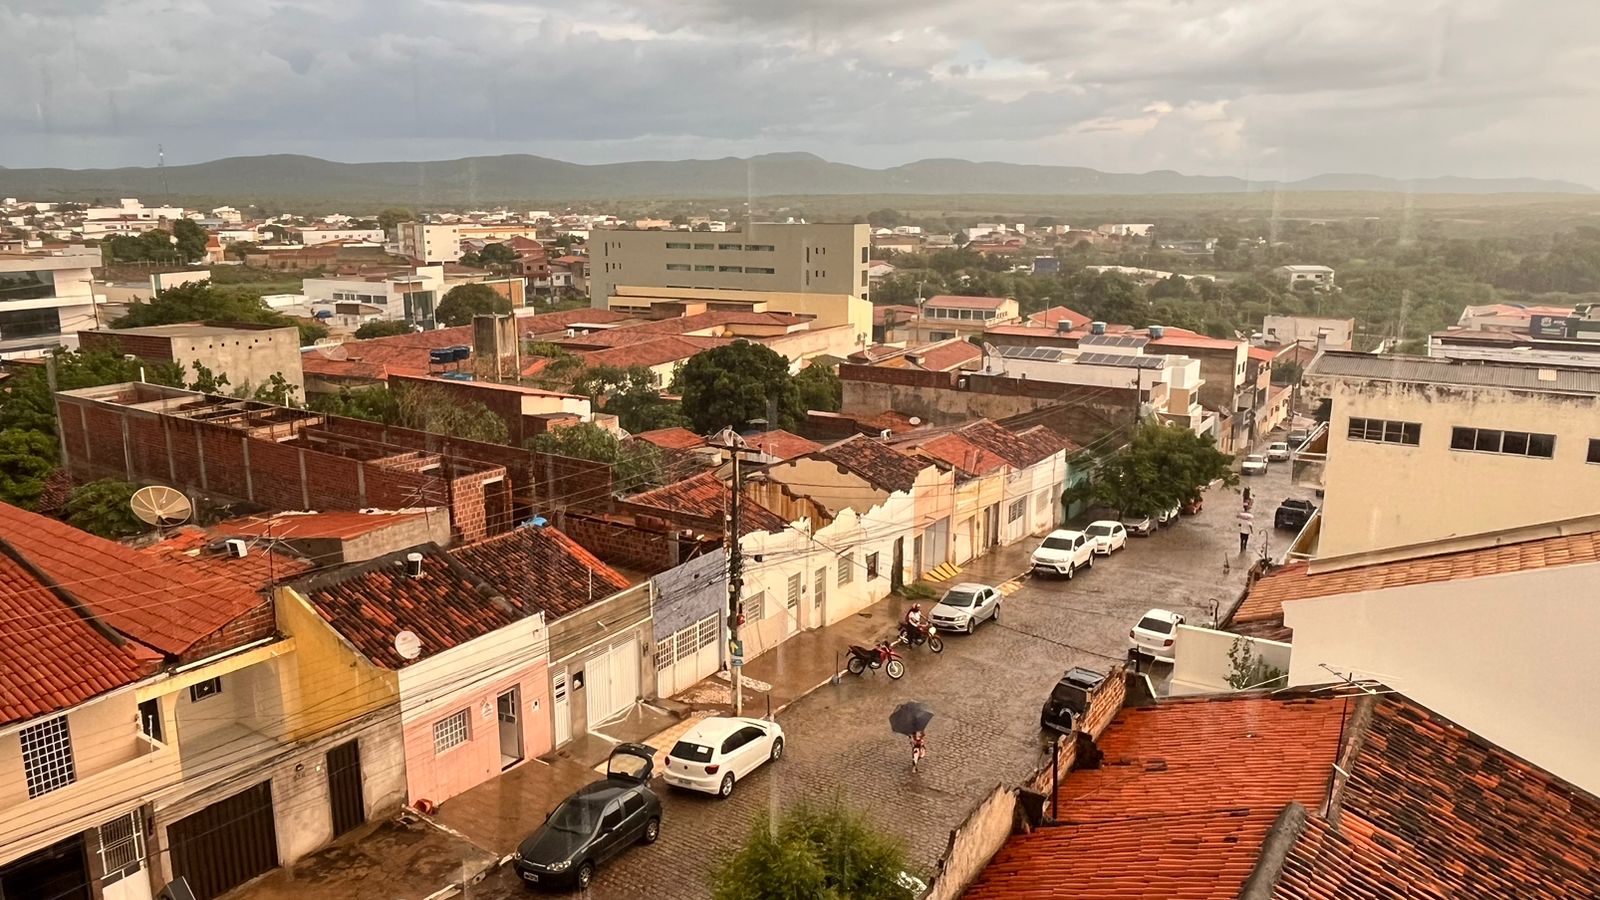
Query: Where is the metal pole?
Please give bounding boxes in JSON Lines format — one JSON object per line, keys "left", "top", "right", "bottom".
{"left": 728, "top": 451, "right": 745, "bottom": 717}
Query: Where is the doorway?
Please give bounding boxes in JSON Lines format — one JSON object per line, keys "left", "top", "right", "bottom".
{"left": 326, "top": 740, "right": 365, "bottom": 838}
{"left": 891, "top": 538, "right": 904, "bottom": 592}
{"left": 552, "top": 669, "right": 571, "bottom": 747}
{"left": 497, "top": 687, "right": 524, "bottom": 770}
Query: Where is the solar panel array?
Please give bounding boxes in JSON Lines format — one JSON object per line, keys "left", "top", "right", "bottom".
{"left": 996, "top": 345, "right": 1068, "bottom": 361}
{"left": 1080, "top": 333, "right": 1149, "bottom": 349}
{"left": 1075, "top": 351, "right": 1165, "bottom": 369}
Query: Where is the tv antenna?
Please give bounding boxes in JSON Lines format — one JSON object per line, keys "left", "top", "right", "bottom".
{"left": 130, "top": 485, "right": 192, "bottom": 528}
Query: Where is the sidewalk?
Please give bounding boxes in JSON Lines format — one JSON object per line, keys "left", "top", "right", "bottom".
{"left": 227, "top": 814, "right": 498, "bottom": 900}
{"left": 432, "top": 755, "right": 601, "bottom": 858}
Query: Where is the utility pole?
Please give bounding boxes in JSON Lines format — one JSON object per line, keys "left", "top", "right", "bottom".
{"left": 727, "top": 450, "right": 745, "bottom": 716}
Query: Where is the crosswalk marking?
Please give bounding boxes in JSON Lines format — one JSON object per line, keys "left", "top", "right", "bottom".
{"left": 997, "top": 579, "right": 1024, "bottom": 596}
{"left": 922, "top": 562, "right": 963, "bottom": 582}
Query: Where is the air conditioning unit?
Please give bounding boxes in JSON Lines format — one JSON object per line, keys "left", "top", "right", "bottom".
{"left": 223, "top": 538, "right": 248, "bottom": 558}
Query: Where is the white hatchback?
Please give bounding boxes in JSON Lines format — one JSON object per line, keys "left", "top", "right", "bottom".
{"left": 1128, "top": 608, "right": 1185, "bottom": 662}
{"left": 1266, "top": 441, "right": 1291, "bottom": 461}
{"left": 1084, "top": 520, "right": 1128, "bottom": 555}
{"left": 1241, "top": 454, "right": 1268, "bottom": 475}
{"left": 663, "top": 717, "right": 785, "bottom": 799}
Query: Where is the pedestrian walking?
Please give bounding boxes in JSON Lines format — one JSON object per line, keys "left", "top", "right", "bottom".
{"left": 1237, "top": 510, "right": 1254, "bottom": 555}
{"left": 910, "top": 730, "right": 927, "bottom": 773}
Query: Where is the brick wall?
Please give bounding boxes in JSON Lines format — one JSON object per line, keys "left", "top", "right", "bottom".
{"left": 561, "top": 513, "right": 683, "bottom": 574}
{"left": 179, "top": 597, "right": 276, "bottom": 664}
{"left": 80, "top": 331, "right": 175, "bottom": 361}
{"left": 839, "top": 363, "right": 959, "bottom": 389}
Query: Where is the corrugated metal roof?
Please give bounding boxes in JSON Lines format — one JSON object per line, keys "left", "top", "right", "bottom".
{"left": 1309, "top": 351, "right": 1600, "bottom": 394}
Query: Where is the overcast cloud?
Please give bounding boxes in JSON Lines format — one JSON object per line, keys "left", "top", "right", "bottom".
{"left": 1, "top": 0, "right": 1596, "bottom": 183}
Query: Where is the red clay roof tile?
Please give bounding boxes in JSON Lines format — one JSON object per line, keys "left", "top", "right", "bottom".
{"left": 451, "top": 526, "right": 633, "bottom": 619}
{"left": 744, "top": 429, "right": 821, "bottom": 461}
{"left": 814, "top": 434, "right": 930, "bottom": 493}
{"left": 628, "top": 471, "right": 789, "bottom": 535}
{"left": 634, "top": 427, "right": 707, "bottom": 451}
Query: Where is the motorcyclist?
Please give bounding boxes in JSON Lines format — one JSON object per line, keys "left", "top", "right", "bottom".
{"left": 902, "top": 603, "right": 929, "bottom": 642}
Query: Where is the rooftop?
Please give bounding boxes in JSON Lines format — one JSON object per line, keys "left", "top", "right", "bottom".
{"left": 924, "top": 294, "right": 1012, "bottom": 310}
{"left": 814, "top": 434, "right": 932, "bottom": 493}
{"left": 291, "top": 544, "right": 522, "bottom": 669}
{"left": 628, "top": 471, "right": 790, "bottom": 536}
{"left": 144, "top": 528, "right": 312, "bottom": 593}
{"left": 86, "top": 322, "right": 296, "bottom": 338}
{"left": 215, "top": 509, "right": 432, "bottom": 541}
{"left": 1308, "top": 350, "right": 1600, "bottom": 394}
{"left": 633, "top": 427, "right": 707, "bottom": 451}
{"left": 1028, "top": 306, "right": 1092, "bottom": 330}
{"left": 451, "top": 525, "right": 634, "bottom": 619}
{"left": 743, "top": 429, "right": 822, "bottom": 461}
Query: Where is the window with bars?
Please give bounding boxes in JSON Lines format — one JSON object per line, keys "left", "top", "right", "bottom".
{"left": 21, "top": 716, "right": 76, "bottom": 798}
{"left": 866, "top": 552, "right": 880, "bottom": 580}
{"left": 814, "top": 568, "right": 827, "bottom": 609}
{"left": 786, "top": 574, "right": 802, "bottom": 609}
{"left": 433, "top": 709, "right": 470, "bottom": 755}
{"left": 1008, "top": 499, "right": 1026, "bottom": 522}
{"left": 98, "top": 810, "right": 145, "bottom": 879}
{"left": 696, "top": 614, "right": 719, "bottom": 649}
{"left": 1347, "top": 417, "right": 1421, "bottom": 446}
{"left": 189, "top": 677, "right": 222, "bottom": 702}
{"left": 1035, "top": 490, "right": 1050, "bottom": 513}
{"left": 1450, "top": 427, "right": 1555, "bottom": 459}
{"left": 138, "top": 698, "right": 162, "bottom": 744}
{"left": 741, "top": 591, "right": 766, "bottom": 622}
{"left": 838, "top": 554, "right": 854, "bottom": 586}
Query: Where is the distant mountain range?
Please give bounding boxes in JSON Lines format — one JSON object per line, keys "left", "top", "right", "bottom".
{"left": 0, "top": 152, "right": 1589, "bottom": 205}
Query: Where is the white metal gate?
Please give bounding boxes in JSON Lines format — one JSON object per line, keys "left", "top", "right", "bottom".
{"left": 552, "top": 668, "right": 570, "bottom": 746}
{"left": 925, "top": 518, "right": 950, "bottom": 569}
{"left": 656, "top": 615, "right": 721, "bottom": 697}
{"left": 99, "top": 810, "right": 152, "bottom": 900}
{"left": 586, "top": 638, "right": 640, "bottom": 727}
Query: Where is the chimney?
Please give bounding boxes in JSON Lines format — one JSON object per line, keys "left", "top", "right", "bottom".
{"left": 1091, "top": 321, "right": 1106, "bottom": 335}
{"left": 405, "top": 552, "right": 425, "bottom": 578}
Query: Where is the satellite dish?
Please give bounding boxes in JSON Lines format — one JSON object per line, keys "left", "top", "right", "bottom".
{"left": 130, "top": 485, "right": 192, "bottom": 527}
{"left": 394, "top": 630, "right": 422, "bottom": 661}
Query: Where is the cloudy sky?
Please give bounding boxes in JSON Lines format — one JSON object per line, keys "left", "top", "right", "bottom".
{"left": 3, "top": 0, "right": 1597, "bottom": 183}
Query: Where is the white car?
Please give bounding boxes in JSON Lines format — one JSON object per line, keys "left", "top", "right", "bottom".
{"left": 1156, "top": 504, "right": 1181, "bottom": 527}
{"left": 1266, "top": 441, "right": 1291, "bottom": 461}
{"left": 1241, "top": 454, "right": 1268, "bottom": 475}
{"left": 930, "top": 582, "right": 1001, "bottom": 634}
{"left": 1031, "top": 529, "right": 1096, "bottom": 578}
{"left": 1084, "top": 520, "right": 1127, "bottom": 555}
{"left": 1120, "top": 513, "right": 1155, "bottom": 536}
{"left": 1128, "top": 608, "right": 1185, "bottom": 662}
{"left": 663, "top": 716, "right": 785, "bottom": 798}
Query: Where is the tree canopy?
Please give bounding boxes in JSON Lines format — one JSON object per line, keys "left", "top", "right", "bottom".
{"left": 477, "top": 242, "right": 518, "bottom": 267}
{"left": 794, "top": 364, "right": 843, "bottom": 414}
{"left": 376, "top": 208, "right": 413, "bottom": 233}
{"left": 528, "top": 423, "right": 666, "bottom": 493}
{"left": 63, "top": 480, "right": 146, "bottom": 540}
{"left": 354, "top": 319, "right": 415, "bottom": 339}
{"left": 572, "top": 365, "right": 688, "bottom": 434}
{"left": 710, "top": 799, "right": 916, "bottom": 900}
{"left": 309, "top": 384, "right": 508, "bottom": 444}
{"left": 673, "top": 342, "right": 804, "bottom": 433}
{"left": 112, "top": 279, "right": 327, "bottom": 344}
{"left": 1074, "top": 420, "right": 1237, "bottom": 516}
{"left": 436, "top": 283, "right": 512, "bottom": 326}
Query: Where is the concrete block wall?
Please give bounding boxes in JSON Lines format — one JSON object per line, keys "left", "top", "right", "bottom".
{"left": 839, "top": 363, "right": 959, "bottom": 389}
{"left": 561, "top": 514, "right": 682, "bottom": 573}
{"left": 180, "top": 599, "right": 277, "bottom": 664}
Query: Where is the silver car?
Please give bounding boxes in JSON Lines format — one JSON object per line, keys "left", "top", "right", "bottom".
{"left": 929, "top": 583, "right": 1001, "bottom": 635}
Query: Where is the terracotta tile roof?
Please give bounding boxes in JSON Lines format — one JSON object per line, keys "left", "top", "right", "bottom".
{"left": 292, "top": 544, "right": 522, "bottom": 669}
{"left": 624, "top": 311, "right": 807, "bottom": 334}
{"left": 910, "top": 433, "right": 1010, "bottom": 476}
{"left": 1231, "top": 530, "right": 1600, "bottom": 626}
{"left": 1247, "top": 346, "right": 1278, "bottom": 364}
{"left": 815, "top": 434, "right": 930, "bottom": 493}
{"left": 144, "top": 528, "right": 312, "bottom": 593}
{"left": 1028, "top": 306, "right": 1092, "bottom": 330}
{"left": 628, "top": 471, "right": 789, "bottom": 535}
{"left": 302, "top": 309, "right": 634, "bottom": 380}
{"left": 0, "top": 541, "right": 156, "bottom": 726}
{"left": 744, "top": 429, "right": 821, "bottom": 461}
{"left": 579, "top": 336, "right": 728, "bottom": 370}
{"left": 451, "top": 526, "right": 633, "bottom": 619}
{"left": 1148, "top": 330, "right": 1244, "bottom": 352}
{"left": 634, "top": 427, "right": 707, "bottom": 450}
{"left": 965, "top": 809, "right": 1280, "bottom": 900}
{"left": 872, "top": 304, "right": 922, "bottom": 326}
{"left": 0, "top": 503, "right": 266, "bottom": 658}
{"left": 217, "top": 509, "right": 430, "bottom": 541}
{"left": 1276, "top": 697, "right": 1600, "bottom": 899}
{"left": 982, "top": 323, "right": 1082, "bottom": 341}
{"left": 925, "top": 294, "right": 1011, "bottom": 310}
{"left": 955, "top": 420, "right": 1076, "bottom": 469}
{"left": 1057, "top": 696, "right": 1346, "bottom": 821}
{"left": 907, "top": 339, "right": 982, "bottom": 372}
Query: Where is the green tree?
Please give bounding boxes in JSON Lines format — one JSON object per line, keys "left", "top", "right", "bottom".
{"left": 710, "top": 799, "right": 915, "bottom": 900}
{"left": 528, "top": 423, "right": 666, "bottom": 492}
{"left": 185, "top": 362, "right": 230, "bottom": 395}
{"left": 574, "top": 365, "right": 688, "bottom": 434}
{"left": 252, "top": 373, "right": 300, "bottom": 407}
{"left": 478, "top": 242, "right": 518, "bottom": 268}
{"left": 1083, "top": 419, "right": 1238, "bottom": 516}
{"left": 376, "top": 208, "right": 414, "bottom": 234}
{"left": 225, "top": 241, "right": 260, "bottom": 262}
{"left": 354, "top": 319, "right": 415, "bottom": 339}
{"left": 309, "top": 386, "right": 402, "bottom": 424}
{"left": 172, "top": 218, "right": 209, "bottom": 263}
{"left": 0, "top": 349, "right": 183, "bottom": 440}
{"left": 669, "top": 214, "right": 690, "bottom": 227}
{"left": 115, "top": 280, "right": 277, "bottom": 328}
{"left": 436, "top": 283, "right": 512, "bottom": 326}
{"left": 63, "top": 479, "right": 146, "bottom": 540}
{"left": 794, "top": 364, "right": 842, "bottom": 413}
{"left": 0, "top": 430, "right": 60, "bottom": 509}
{"left": 395, "top": 384, "right": 508, "bottom": 443}
{"left": 673, "top": 342, "right": 804, "bottom": 433}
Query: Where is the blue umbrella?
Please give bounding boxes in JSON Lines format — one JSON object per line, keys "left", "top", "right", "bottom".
{"left": 889, "top": 701, "right": 934, "bottom": 736}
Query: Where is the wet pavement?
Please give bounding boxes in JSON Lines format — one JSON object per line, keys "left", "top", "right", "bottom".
{"left": 473, "top": 455, "right": 1313, "bottom": 899}
{"left": 227, "top": 814, "right": 498, "bottom": 900}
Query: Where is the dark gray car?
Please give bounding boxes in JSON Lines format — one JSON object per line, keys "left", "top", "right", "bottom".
{"left": 513, "top": 744, "right": 661, "bottom": 891}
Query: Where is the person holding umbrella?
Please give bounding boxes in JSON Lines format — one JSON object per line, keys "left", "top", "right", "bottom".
{"left": 890, "top": 701, "right": 934, "bottom": 773}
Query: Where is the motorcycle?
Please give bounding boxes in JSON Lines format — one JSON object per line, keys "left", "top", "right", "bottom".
{"left": 898, "top": 622, "right": 944, "bottom": 654}
{"left": 846, "top": 641, "right": 906, "bottom": 679}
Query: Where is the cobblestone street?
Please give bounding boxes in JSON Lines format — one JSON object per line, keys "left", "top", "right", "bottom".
{"left": 474, "top": 460, "right": 1311, "bottom": 899}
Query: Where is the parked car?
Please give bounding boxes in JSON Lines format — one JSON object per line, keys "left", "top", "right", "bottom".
{"left": 1040, "top": 666, "right": 1109, "bottom": 733}
{"left": 1181, "top": 495, "right": 1204, "bottom": 516}
{"left": 1128, "top": 609, "right": 1185, "bottom": 663}
{"left": 1241, "top": 454, "right": 1268, "bottom": 475}
{"left": 1266, "top": 441, "right": 1291, "bottom": 461}
{"left": 514, "top": 744, "right": 661, "bottom": 890}
{"left": 1156, "top": 504, "right": 1181, "bottom": 527}
{"left": 1288, "top": 428, "right": 1309, "bottom": 448}
{"left": 1085, "top": 520, "right": 1128, "bottom": 554}
{"left": 930, "top": 582, "right": 1001, "bottom": 634}
{"left": 1120, "top": 513, "right": 1154, "bottom": 536}
{"left": 1031, "top": 529, "right": 1096, "bottom": 578}
{"left": 1275, "top": 498, "right": 1318, "bottom": 531}
{"left": 664, "top": 716, "right": 784, "bottom": 798}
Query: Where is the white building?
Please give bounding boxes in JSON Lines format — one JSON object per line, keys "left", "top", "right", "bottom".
{"left": 291, "top": 228, "right": 385, "bottom": 246}
{"left": 981, "top": 343, "right": 1207, "bottom": 431}
{"left": 302, "top": 266, "right": 445, "bottom": 323}
{"left": 0, "top": 246, "right": 105, "bottom": 358}
{"left": 1096, "top": 223, "right": 1154, "bottom": 237}
{"left": 587, "top": 223, "right": 871, "bottom": 305}
{"left": 1260, "top": 315, "right": 1354, "bottom": 351}
{"left": 395, "top": 223, "right": 463, "bottom": 264}
{"left": 210, "top": 206, "right": 244, "bottom": 224}
{"left": 1275, "top": 264, "right": 1336, "bottom": 289}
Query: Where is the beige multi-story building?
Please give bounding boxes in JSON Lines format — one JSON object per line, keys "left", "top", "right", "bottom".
{"left": 586, "top": 223, "right": 870, "bottom": 306}
{"left": 395, "top": 223, "right": 462, "bottom": 264}
{"left": 1303, "top": 351, "right": 1600, "bottom": 559}
{"left": 0, "top": 246, "right": 105, "bottom": 358}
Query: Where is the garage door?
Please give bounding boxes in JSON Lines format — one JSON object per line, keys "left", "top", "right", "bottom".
{"left": 586, "top": 637, "right": 640, "bottom": 728}
{"left": 924, "top": 518, "right": 950, "bottom": 570}
{"left": 655, "top": 614, "right": 721, "bottom": 698}
{"left": 168, "top": 782, "right": 278, "bottom": 900}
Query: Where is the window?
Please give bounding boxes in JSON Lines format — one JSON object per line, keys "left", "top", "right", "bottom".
{"left": 0, "top": 270, "right": 56, "bottom": 302}
{"left": 787, "top": 573, "right": 802, "bottom": 609}
{"left": 1450, "top": 427, "right": 1555, "bottom": 459}
{"left": 139, "top": 698, "right": 162, "bottom": 743}
{"left": 747, "top": 267, "right": 775, "bottom": 274}
{"left": 1008, "top": 498, "right": 1026, "bottom": 522}
{"left": 20, "top": 716, "right": 75, "bottom": 798}
{"left": 861, "top": 247, "right": 870, "bottom": 264}
{"left": 664, "top": 242, "right": 691, "bottom": 249}
{"left": 694, "top": 264, "right": 716, "bottom": 272}
{"left": 600, "top": 803, "right": 623, "bottom": 832}
{"left": 1346, "top": 417, "right": 1421, "bottom": 446}
{"left": 746, "top": 244, "right": 775, "bottom": 252}
{"left": 1589, "top": 439, "right": 1600, "bottom": 464}
{"left": 814, "top": 568, "right": 827, "bottom": 608}
{"left": 718, "top": 265, "right": 743, "bottom": 273}
{"left": 665, "top": 263, "right": 691, "bottom": 271}
{"left": 861, "top": 271, "right": 869, "bottom": 287}
{"left": 718, "top": 243, "right": 742, "bottom": 250}
{"left": 838, "top": 554, "right": 854, "bottom": 586}
{"left": 433, "top": 709, "right": 470, "bottom": 755}
{"left": 622, "top": 793, "right": 645, "bottom": 817}
{"left": 866, "top": 552, "right": 880, "bottom": 580}
{"left": 694, "top": 243, "right": 714, "bottom": 250}
{"left": 740, "top": 590, "right": 766, "bottom": 621}
{"left": 1035, "top": 490, "right": 1050, "bottom": 513}
{"left": 0, "top": 307, "right": 61, "bottom": 339}
{"left": 189, "top": 677, "right": 222, "bottom": 702}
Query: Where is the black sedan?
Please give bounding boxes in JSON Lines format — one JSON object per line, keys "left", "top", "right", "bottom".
{"left": 513, "top": 743, "right": 662, "bottom": 891}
